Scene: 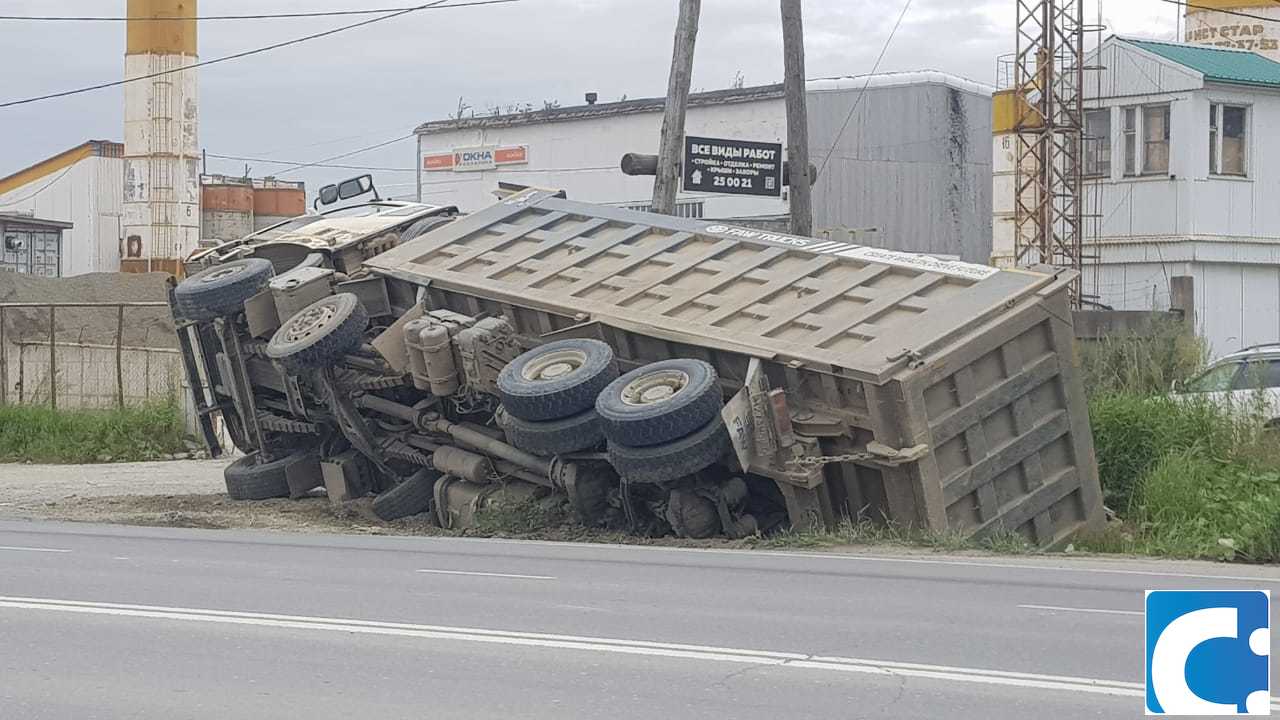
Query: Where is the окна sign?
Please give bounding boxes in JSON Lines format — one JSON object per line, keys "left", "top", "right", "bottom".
{"left": 422, "top": 145, "right": 529, "bottom": 172}
{"left": 683, "top": 135, "right": 783, "bottom": 197}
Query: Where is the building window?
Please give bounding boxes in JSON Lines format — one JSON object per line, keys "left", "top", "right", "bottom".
{"left": 1084, "top": 109, "right": 1111, "bottom": 178}
{"left": 1123, "top": 107, "right": 1137, "bottom": 176}
{"left": 1210, "top": 103, "right": 1247, "bottom": 176}
{"left": 1143, "top": 105, "right": 1171, "bottom": 175}
{"left": 1121, "top": 104, "right": 1171, "bottom": 177}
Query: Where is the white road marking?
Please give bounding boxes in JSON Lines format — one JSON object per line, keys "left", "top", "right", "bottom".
{"left": 1018, "top": 604, "right": 1143, "bottom": 617}
{"left": 416, "top": 569, "right": 554, "bottom": 580}
{"left": 0, "top": 545, "right": 70, "bottom": 553}
{"left": 0, "top": 595, "right": 1145, "bottom": 701}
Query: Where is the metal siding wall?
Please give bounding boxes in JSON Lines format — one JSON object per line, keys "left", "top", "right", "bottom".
{"left": 0, "top": 155, "right": 125, "bottom": 275}
{"left": 1086, "top": 44, "right": 1280, "bottom": 358}
{"left": 809, "top": 83, "right": 993, "bottom": 262}
{"left": 413, "top": 81, "right": 992, "bottom": 260}
{"left": 414, "top": 99, "right": 790, "bottom": 220}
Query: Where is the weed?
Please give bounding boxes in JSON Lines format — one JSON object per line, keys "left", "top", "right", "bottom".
{"left": 1078, "top": 318, "right": 1205, "bottom": 398}
{"left": 1088, "top": 393, "right": 1239, "bottom": 513}
{"left": 0, "top": 401, "right": 191, "bottom": 463}
{"left": 472, "top": 495, "right": 569, "bottom": 536}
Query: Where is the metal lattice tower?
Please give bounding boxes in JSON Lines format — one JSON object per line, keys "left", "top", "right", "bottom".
{"left": 1012, "top": 0, "right": 1085, "bottom": 304}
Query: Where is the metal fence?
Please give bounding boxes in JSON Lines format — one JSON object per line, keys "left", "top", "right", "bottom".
{"left": 0, "top": 301, "right": 181, "bottom": 410}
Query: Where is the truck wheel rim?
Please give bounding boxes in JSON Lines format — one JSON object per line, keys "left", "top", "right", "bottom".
{"left": 621, "top": 370, "right": 689, "bottom": 406}
{"left": 284, "top": 301, "right": 338, "bottom": 343}
{"left": 201, "top": 265, "right": 244, "bottom": 283}
{"left": 522, "top": 349, "right": 587, "bottom": 382}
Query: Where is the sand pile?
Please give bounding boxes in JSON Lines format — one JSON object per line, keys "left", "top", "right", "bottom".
{"left": 0, "top": 272, "right": 178, "bottom": 348}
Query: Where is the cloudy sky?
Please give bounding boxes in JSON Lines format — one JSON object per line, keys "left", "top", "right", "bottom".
{"left": 0, "top": 0, "right": 1180, "bottom": 200}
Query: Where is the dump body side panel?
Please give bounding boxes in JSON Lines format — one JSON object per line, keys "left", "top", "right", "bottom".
{"left": 901, "top": 276, "right": 1104, "bottom": 548}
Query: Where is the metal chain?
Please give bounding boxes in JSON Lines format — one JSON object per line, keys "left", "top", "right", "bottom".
{"left": 794, "top": 451, "right": 876, "bottom": 468}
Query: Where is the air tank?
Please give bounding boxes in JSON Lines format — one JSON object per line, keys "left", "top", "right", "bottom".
{"left": 1184, "top": 0, "right": 1280, "bottom": 61}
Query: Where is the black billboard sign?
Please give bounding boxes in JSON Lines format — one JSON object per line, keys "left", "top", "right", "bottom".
{"left": 682, "top": 135, "right": 783, "bottom": 197}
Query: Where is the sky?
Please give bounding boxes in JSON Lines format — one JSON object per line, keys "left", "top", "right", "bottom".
{"left": 0, "top": 0, "right": 1181, "bottom": 201}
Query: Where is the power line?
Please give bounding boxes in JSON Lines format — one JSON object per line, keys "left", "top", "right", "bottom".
{"left": 205, "top": 153, "right": 416, "bottom": 173}
{"left": 816, "top": 0, "right": 912, "bottom": 178}
{"left": 0, "top": 0, "right": 518, "bottom": 110}
{"left": 274, "top": 136, "right": 415, "bottom": 175}
{"left": 0, "top": 2, "right": 511, "bottom": 22}
{"left": 0, "top": 166, "right": 75, "bottom": 208}
{"left": 1158, "top": 0, "right": 1280, "bottom": 23}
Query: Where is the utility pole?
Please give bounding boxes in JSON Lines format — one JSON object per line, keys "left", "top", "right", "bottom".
{"left": 780, "top": 0, "right": 812, "bottom": 236}
{"left": 651, "top": 0, "right": 701, "bottom": 215}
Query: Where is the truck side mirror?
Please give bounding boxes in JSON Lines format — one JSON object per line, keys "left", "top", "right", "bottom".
{"left": 316, "top": 184, "right": 340, "bottom": 208}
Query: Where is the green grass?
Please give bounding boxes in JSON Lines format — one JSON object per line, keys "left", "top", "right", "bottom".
{"left": 1083, "top": 452, "right": 1280, "bottom": 562}
{"left": 1088, "top": 393, "right": 1241, "bottom": 514}
{"left": 0, "top": 401, "right": 191, "bottom": 464}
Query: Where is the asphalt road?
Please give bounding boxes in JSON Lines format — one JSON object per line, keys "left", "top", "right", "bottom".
{"left": 0, "top": 520, "right": 1277, "bottom": 719}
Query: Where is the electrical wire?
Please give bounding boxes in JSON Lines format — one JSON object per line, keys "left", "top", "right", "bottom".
{"left": 816, "top": 0, "right": 912, "bottom": 179}
{"left": 0, "top": 165, "right": 75, "bottom": 208}
{"left": 273, "top": 135, "right": 415, "bottom": 175}
{"left": 205, "top": 154, "right": 416, "bottom": 173}
{"left": 0, "top": 0, "right": 518, "bottom": 110}
{"left": 0, "top": 2, "right": 513, "bottom": 22}
{"left": 1157, "top": 0, "right": 1280, "bottom": 24}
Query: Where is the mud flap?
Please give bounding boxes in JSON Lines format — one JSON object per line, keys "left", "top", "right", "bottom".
{"left": 777, "top": 482, "right": 834, "bottom": 533}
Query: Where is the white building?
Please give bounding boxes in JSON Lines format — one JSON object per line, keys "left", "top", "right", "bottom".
{"left": 0, "top": 140, "right": 124, "bottom": 277}
{"left": 1079, "top": 37, "right": 1280, "bottom": 356}
{"left": 413, "top": 72, "right": 995, "bottom": 263}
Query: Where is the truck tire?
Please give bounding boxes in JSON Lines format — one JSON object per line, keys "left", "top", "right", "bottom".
{"left": 596, "top": 359, "right": 722, "bottom": 447}
{"left": 372, "top": 468, "right": 440, "bottom": 521}
{"left": 224, "top": 449, "right": 313, "bottom": 500}
{"left": 174, "top": 258, "right": 274, "bottom": 322}
{"left": 503, "top": 407, "right": 605, "bottom": 457}
{"left": 497, "top": 339, "right": 617, "bottom": 422}
{"left": 266, "top": 293, "right": 368, "bottom": 371}
{"left": 607, "top": 416, "right": 732, "bottom": 484}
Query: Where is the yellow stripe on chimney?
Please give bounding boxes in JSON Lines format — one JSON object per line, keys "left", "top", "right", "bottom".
{"left": 126, "top": 0, "right": 197, "bottom": 56}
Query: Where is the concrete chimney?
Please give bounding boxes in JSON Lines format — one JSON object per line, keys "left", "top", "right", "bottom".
{"left": 123, "top": 0, "right": 199, "bottom": 274}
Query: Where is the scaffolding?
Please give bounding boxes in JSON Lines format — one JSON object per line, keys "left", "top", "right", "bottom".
{"left": 1011, "top": 0, "right": 1089, "bottom": 304}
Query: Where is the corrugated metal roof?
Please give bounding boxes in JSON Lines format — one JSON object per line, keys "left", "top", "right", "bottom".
{"left": 1122, "top": 37, "right": 1280, "bottom": 88}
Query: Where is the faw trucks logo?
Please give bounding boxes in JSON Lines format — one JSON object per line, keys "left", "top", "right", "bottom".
{"left": 701, "top": 223, "right": 999, "bottom": 281}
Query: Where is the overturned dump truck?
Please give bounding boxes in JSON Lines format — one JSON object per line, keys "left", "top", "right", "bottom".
{"left": 172, "top": 187, "right": 1104, "bottom": 547}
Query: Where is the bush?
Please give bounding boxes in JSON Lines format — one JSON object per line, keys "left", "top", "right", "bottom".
{"left": 0, "top": 401, "right": 190, "bottom": 463}
{"left": 1088, "top": 394, "right": 1238, "bottom": 513}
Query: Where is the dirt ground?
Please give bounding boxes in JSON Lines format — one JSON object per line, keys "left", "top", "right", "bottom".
{"left": 0, "top": 459, "right": 441, "bottom": 535}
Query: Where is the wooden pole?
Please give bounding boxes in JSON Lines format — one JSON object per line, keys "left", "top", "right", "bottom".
{"left": 116, "top": 304, "right": 126, "bottom": 409}
{"left": 48, "top": 306, "right": 56, "bottom": 409}
{"left": 781, "top": 0, "right": 813, "bottom": 236}
{"left": 0, "top": 307, "right": 6, "bottom": 406}
{"left": 651, "top": 0, "right": 701, "bottom": 215}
